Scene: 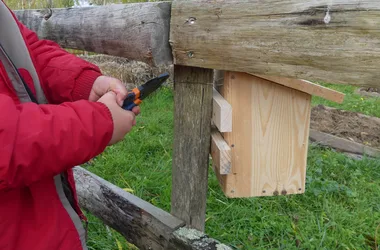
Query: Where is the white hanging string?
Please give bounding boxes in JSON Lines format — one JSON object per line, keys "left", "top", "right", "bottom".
{"left": 324, "top": 1, "right": 333, "bottom": 24}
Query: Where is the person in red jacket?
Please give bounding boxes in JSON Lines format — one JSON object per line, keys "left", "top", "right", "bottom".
{"left": 0, "top": 1, "right": 140, "bottom": 250}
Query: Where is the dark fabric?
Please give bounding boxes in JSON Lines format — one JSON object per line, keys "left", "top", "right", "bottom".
{"left": 61, "top": 173, "right": 77, "bottom": 211}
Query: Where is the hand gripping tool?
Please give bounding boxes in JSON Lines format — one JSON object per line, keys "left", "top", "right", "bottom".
{"left": 122, "top": 72, "right": 170, "bottom": 111}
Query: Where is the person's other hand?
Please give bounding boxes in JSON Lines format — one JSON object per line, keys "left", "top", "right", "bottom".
{"left": 97, "top": 91, "right": 140, "bottom": 145}
{"left": 90, "top": 76, "right": 128, "bottom": 106}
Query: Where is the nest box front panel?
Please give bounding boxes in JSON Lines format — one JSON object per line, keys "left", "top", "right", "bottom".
{"left": 220, "top": 72, "right": 311, "bottom": 198}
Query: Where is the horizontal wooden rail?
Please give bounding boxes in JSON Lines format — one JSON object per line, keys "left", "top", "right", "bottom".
{"left": 14, "top": 3, "right": 172, "bottom": 67}
{"left": 73, "top": 167, "right": 231, "bottom": 250}
{"left": 170, "top": 0, "right": 380, "bottom": 88}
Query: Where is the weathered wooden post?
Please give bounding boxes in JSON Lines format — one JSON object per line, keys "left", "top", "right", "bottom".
{"left": 170, "top": 66, "right": 213, "bottom": 232}
{"left": 169, "top": 0, "right": 216, "bottom": 232}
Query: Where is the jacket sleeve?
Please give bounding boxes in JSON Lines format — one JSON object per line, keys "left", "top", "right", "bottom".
{"left": 13, "top": 12, "right": 102, "bottom": 104}
{"left": 0, "top": 94, "right": 113, "bottom": 191}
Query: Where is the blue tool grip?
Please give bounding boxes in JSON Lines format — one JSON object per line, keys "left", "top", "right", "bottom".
{"left": 122, "top": 101, "right": 137, "bottom": 111}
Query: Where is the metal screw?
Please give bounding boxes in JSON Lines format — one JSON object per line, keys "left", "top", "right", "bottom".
{"left": 187, "top": 51, "right": 194, "bottom": 58}
{"left": 185, "top": 17, "right": 197, "bottom": 25}
{"left": 273, "top": 190, "right": 279, "bottom": 196}
{"left": 281, "top": 190, "right": 287, "bottom": 195}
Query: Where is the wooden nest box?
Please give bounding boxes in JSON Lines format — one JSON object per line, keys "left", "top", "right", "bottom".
{"left": 210, "top": 71, "right": 345, "bottom": 198}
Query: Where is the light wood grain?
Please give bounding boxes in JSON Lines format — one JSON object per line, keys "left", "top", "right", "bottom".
{"left": 171, "top": 65, "right": 213, "bottom": 231}
{"left": 14, "top": 3, "right": 172, "bottom": 66}
{"left": 211, "top": 127, "right": 232, "bottom": 175}
{"left": 212, "top": 88, "right": 232, "bottom": 132}
{"left": 254, "top": 75, "right": 345, "bottom": 103}
{"left": 170, "top": 0, "right": 380, "bottom": 88}
{"left": 220, "top": 72, "right": 311, "bottom": 197}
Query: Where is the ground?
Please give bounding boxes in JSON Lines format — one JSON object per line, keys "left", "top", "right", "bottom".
{"left": 311, "top": 105, "right": 380, "bottom": 149}
{"left": 80, "top": 55, "right": 380, "bottom": 250}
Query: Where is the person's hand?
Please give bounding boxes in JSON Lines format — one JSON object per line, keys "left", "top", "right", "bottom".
{"left": 90, "top": 76, "right": 128, "bottom": 106}
{"left": 97, "top": 91, "right": 140, "bottom": 145}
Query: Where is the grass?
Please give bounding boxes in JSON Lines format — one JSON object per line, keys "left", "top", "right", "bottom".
{"left": 82, "top": 84, "right": 380, "bottom": 250}
{"left": 311, "top": 82, "right": 380, "bottom": 117}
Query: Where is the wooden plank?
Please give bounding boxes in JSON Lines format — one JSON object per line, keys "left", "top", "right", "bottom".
{"left": 170, "top": 0, "right": 380, "bottom": 88}
{"left": 220, "top": 71, "right": 311, "bottom": 197}
{"left": 211, "top": 127, "right": 232, "bottom": 175}
{"left": 254, "top": 75, "right": 345, "bottom": 103}
{"left": 171, "top": 65, "right": 213, "bottom": 231}
{"left": 14, "top": 3, "right": 172, "bottom": 66}
{"left": 212, "top": 88, "right": 232, "bottom": 132}
{"left": 309, "top": 129, "right": 380, "bottom": 158}
{"left": 73, "top": 167, "right": 232, "bottom": 250}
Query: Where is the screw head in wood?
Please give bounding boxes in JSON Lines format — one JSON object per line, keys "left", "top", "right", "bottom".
{"left": 273, "top": 190, "right": 279, "bottom": 196}
{"left": 281, "top": 190, "right": 287, "bottom": 195}
{"left": 185, "top": 17, "right": 197, "bottom": 25}
{"left": 187, "top": 51, "right": 194, "bottom": 58}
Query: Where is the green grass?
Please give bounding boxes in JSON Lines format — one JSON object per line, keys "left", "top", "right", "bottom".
{"left": 311, "top": 82, "right": 380, "bottom": 117}
{"left": 83, "top": 84, "right": 380, "bottom": 250}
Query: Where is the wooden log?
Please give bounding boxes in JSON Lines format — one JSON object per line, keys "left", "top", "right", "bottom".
{"left": 169, "top": 227, "right": 232, "bottom": 250}
{"left": 73, "top": 167, "right": 232, "bottom": 250}
{"left": 14, "top": 3, "right": 172, "bottom": 66}
{"left": 309, "top": 129, "right": 380, "bottom": 158}
{"left": 212, "top": 88, "right": 232, "bottom": 132}
{"left": 171, "top": 65, "right": 213, "bottom": 232}
{"left": 170, "top": 0, "right": 380, "bottom": 88}
{"left": 220, "top": 71, "right": 311, "bottom": 197}
{"left": 73, "top": 167, "right": 184, "bottom": 250}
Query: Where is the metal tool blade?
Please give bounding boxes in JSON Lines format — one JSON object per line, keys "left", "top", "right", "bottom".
{"left": 139, "top": 72, "right": 170, "bottom": 100}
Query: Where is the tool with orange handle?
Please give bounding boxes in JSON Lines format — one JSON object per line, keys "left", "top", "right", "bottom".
{"left": 122, "top": 72, "right": 170, "bottom": 111}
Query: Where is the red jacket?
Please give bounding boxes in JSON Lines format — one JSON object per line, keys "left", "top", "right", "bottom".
{"left": 0, "top": 2, "right": 114, "bottom": 250}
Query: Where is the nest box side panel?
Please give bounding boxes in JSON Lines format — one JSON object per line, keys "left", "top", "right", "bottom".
{"left": 221, "top": 72, "right": 311, "bottom": 197}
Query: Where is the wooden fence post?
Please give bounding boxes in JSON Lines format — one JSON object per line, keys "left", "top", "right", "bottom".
{"left": 171, "top": 65, "right": 213, "bottom": 232}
